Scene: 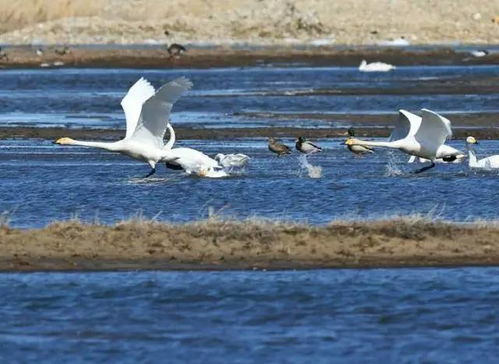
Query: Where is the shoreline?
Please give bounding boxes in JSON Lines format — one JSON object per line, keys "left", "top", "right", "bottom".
{"left": 0, "top": 46, "right": 499, "bottom": 69}
{"left": 2, "top": 123, "right": 499, "bottom": 141}
{"left": 1, "top": 218, "right": 498, "bottom": 272}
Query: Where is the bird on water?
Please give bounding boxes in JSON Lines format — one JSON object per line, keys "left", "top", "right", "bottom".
{"left": 268, "top": 137, "right": 291, "bottom": 156}
{"left": 344, "top": 128, "right": 374, "bottom": 156}
{"left": 295, "top": 136, "right": 322, "bottom": 154}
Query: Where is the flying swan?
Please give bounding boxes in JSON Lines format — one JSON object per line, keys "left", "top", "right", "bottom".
{"left": 55, "top": 77, "right": 192, "bottom": 178}
{"left": 392, "top": 110, "right": 465, "bottom": 164}
{"left": 346, "top": 109, "right": 459, "bottom": 173}
{"left": 465, "top": 136, "right": 499, "bottom": 169}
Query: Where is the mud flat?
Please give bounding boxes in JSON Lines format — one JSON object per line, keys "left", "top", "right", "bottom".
{"left": 0, "top": 46, "right": 499, "bottom": 69}
{"left": 0, "top": 218, "right": 498, "bottom": 271}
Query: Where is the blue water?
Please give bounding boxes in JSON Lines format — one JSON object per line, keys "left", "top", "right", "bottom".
{"left": 0, "top": 65, "right": 497, "bottom": 129}
{"left": 1, "top": 137, "right": 498, "bottom": 227}
{"left": 0, "top": 65, "right": 498, "bottom": 227}
{"left": 0, "top": 268, "right": 497, "bottom": 363}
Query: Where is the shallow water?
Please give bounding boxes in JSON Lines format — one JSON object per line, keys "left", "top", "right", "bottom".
{"left": 1, "top": 137, "right": 499, "bottom": 227}
{"left": 0, "top": 65, "right": 497, "bottom": 129}
{"left": 0, "top": 268, "right": 497, "bottom": 363}
{"left": 0, "top": 66, "right": 498, "bottom": 227}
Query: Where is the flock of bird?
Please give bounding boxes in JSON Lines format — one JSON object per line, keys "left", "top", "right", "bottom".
{"left": 54, "top": 77, "right": 499, "bottom": 178}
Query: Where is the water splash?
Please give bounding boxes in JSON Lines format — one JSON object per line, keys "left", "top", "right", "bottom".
{"left": 298, "top": 154, "right": 322, "bottom": 178}
{"left": 384, "top": 153, "right": 404, "bottom": 177}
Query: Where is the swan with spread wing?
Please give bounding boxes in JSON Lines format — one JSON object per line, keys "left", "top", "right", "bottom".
{"left": 54, "top": 77, "right": 192, "bottom": 177}
{"left": 346, "top": 109, "right": 462, "bottom": 173}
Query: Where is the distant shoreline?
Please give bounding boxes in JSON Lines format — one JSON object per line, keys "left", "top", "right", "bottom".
{"left": 0, "top": 218, "right": 498, "bottom": 272}
{"left": 2, "top": 119, "right": 499, "bottom": 141}
{"left": 0, "top": 46, "right": 498, "bottom": 69}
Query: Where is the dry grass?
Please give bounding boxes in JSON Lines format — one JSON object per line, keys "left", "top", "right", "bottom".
{"left": 1, "top": 216, "right": 498, "bottom": 271}
{"left": 0, "top": 0, "right": 497, "bottom": 44}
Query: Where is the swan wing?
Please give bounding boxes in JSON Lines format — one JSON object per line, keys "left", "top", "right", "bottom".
{"left": 121, "top": 78, "right": 156, "bottom": 139}
{"left": 131, "top": 77, "right": 193, "bottom": 148}
{"left": 389, "top": 109, "right": 421, "bottom": 141}
{"left": 168, "top": 147, "right": 220, "bottom": 172}
{"left": 414, "top": 109, "right": 452, "bottom": 157}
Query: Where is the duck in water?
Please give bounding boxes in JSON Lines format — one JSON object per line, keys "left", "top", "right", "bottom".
{"left": 344, "top": 128, "right": 374, "bottom": 156}
{"left": 268, "top": 137, "right": 291, "bottom": 156}
{"left": 295, "top": 136, "right": 322, "bottom": 154}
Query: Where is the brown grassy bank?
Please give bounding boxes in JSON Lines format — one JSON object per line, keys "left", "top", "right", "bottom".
{"left": 0, "top": 0, "right": 497, "bottom": 45}
{"left": 1, "top": 46, "right": 498, "bottom": 70}
{"left": 1, "top": 218, "right": 498, "bottom": 271}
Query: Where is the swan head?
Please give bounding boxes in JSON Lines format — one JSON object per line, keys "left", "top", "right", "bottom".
{"left": 466, "top": 136, "right": 478, "bottom": 145}
{"left": 214, "top": 153, "right": 224, "bottom": 162}
{"left": 54, "top": 137, "right": 75, "bottom": 145}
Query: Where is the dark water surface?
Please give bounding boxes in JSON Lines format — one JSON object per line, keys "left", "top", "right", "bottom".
{"left": 0, "top": 66, "right": 498, "bottom": 227}
{"left": 0, "top": 268, "right": 497, "bottom": 363}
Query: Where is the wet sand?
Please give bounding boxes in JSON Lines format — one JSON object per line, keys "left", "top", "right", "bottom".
{"left": 2, "top": 118, "right": 499, "bottom": 142}
{"left": 0, "top": 218, "right": 498, "bottom": 271}
{"left": 0, "top": 46, "right": 499, "bottom": 69}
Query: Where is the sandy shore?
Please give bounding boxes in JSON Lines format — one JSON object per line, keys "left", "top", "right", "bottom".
{"left": 0, "top": 0, "right": 498, "bottom": 45}
{"left": 0, "top": 218, "right": 498, "bottom": 271}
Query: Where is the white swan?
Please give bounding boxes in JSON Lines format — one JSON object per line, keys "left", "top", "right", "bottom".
{"left": 359, "top": 60, "right": 396, "bottom": 72}
{"left": 391, "top": 110, "right": 465, "bottom": 164}
{"left": 466, "top": 136, "right": 499, "bottom": 169}
{"left": 163, "top": 123, "right": 228, "bottom": 178}
{"left": 54, "top": 77, "right": 192, "bottom": 177}
{"left": 346, "top": 109, "right": 454, "bottom": 173}
{"left": 214, "top": 153, "right": 250, "bottom": 168}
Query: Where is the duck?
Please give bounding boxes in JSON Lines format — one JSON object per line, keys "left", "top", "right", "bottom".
{"left": 268, "top": 137, "right": 291, "bottom": 156}
{"left": 296, "top": 136, "right": 322, "bottom": 154}
{"left": 344, "top": 128, "right": 374, "bottom": 156}
{"left": 359, "top": 60, "right": 396, "bottom": 72}
{"left": 54, "top": 46, "right": 70, "bottom": 56}
{"left": 465, "top": 136, "right": 499, "bottom": 169}
{"left": 167, "top": 43, "right": 186, "bottom": 58}
{"left": 214, "top": 153, "right": 250, "bottom": 168}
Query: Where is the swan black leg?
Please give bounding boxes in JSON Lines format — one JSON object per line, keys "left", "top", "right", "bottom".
{"left": 143, "top": 168, "right": 156, "bottom": 178}
{"left": 413, "top": 161, "right": 435, "bottom": 174}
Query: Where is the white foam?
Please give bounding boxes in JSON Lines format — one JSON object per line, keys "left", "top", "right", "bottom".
{"left": 298, "top": 154, "right": 322, "bottom": 179}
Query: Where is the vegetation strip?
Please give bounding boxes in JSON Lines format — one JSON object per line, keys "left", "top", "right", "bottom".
{"left": 1, "top": 218, "right": 498, "bottom": 271}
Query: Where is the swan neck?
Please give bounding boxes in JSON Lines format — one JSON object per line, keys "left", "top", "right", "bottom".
{"left": 467, "top": 145, "right": 478, "bottom": 167}
{"left": 70, "top": 140, "right": 121, "bottom": 151}
{"left": 164, "top": 123, "right": 176, "bottom": 150}
{"left": 353, "top": 139, "right": 397, "bottom": 148}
